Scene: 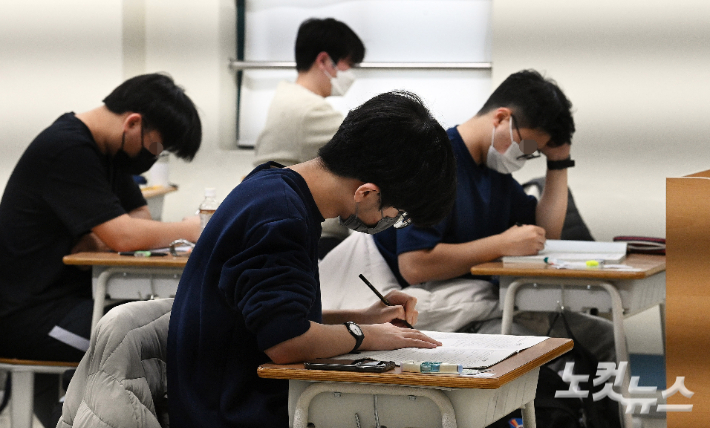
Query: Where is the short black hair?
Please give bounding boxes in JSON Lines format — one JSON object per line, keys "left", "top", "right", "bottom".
{"left": 477, "top": 69, "right": 575, "bottom": 147}
{"left": 295, "top": 18, "right": 366, "bottom": 72}
{"left": 319, "top": 91, "right": 457, "bottom": 227}
{"left": 103, "top": 73, "right": 202, "bottom": 160}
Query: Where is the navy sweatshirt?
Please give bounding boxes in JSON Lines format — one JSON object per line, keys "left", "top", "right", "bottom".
{"left": 168, "top": 163, "right": 324, "bottom": 427}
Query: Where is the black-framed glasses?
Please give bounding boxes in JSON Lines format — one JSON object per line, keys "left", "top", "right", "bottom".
{"left": 511, "top": 115, "right": 541, "bottom": 160}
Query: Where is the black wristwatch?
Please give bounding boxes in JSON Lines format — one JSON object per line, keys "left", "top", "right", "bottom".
{"left": 344, "top": 321, "right": 364, "bottom": 354}
{"left": 547, "top": 157, "right": 575, "bottom": 170}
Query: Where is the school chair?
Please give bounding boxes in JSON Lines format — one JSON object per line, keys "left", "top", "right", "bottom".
{"left": 0, "top": 358, "right": 78, "bottom": 428}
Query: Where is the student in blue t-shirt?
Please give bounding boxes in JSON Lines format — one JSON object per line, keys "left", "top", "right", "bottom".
{"left": 167, "top": 90, "right": 458, "bottom": 428}
{"left": 373, "top": 70, "right": 614, "bottom": 361}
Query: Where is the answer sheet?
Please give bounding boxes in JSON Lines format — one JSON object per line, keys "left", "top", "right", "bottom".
{"left": 501, "top": 239, "right": 627, "bottom": 264}
{"left": 334, "top": 332, "right": 547, "bottom": 368}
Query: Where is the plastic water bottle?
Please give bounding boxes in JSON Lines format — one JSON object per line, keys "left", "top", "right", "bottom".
{"left": 199, "top": 188, "right": 218, "bottom": 230}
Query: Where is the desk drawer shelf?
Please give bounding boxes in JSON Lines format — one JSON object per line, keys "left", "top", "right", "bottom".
{"left": 499, "top": 272, "right": 665, "bottom": 316}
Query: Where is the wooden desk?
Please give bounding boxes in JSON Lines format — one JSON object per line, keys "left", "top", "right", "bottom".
{"left": 259, "top": 338, "right": 572, "bottom": 428}
{"left": 471, "top": 254, "right": 666, "bottom": 428}
{"left": 63, "top": 251, "right": 187, "bottom": 332}
{"left": 141, "top": 185, "right": 178, "bottom": 221}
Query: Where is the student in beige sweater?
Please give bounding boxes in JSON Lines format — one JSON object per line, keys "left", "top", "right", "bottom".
{"left": 254, "top": 17, "right": 365, "bottom": 258}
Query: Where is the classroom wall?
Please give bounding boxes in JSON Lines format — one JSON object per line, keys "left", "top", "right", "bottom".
{"left": 0, "top": 0, "right": 124, "bottom": 195}
{"left": 494, "top": 0, "right": 710, "bottom": 242}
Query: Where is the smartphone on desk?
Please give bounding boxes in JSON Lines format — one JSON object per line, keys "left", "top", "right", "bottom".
{"left": 304, "top": 358, "right": 395, "bottom": 373}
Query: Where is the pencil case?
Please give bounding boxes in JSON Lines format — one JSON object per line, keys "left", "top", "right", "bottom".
{"left": 612, "top": 236, "right": 665, "bottom": 255}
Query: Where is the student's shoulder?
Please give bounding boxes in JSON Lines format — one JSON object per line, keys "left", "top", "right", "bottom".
{"left": 25, "top": 113, "right": 99, "bottom": 161}
{"left": 273, "top": 81, "right": 336, "bottom": 113}
{"left": 31, "top": 113, "right": 94, "bottom": 149}
{"left": 238, "top": 166, "right": 313, "bottom": 214}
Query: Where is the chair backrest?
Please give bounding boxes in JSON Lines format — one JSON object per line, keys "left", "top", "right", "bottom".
{"left": 57, "top": 298, "right": 173, "bottom": 428}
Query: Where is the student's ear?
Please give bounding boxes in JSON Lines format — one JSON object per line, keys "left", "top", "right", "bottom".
{"left": 492, "top": 108, "right": 513, "bottom": 128}
{"left": 122, "top": 113, "right": 143, "bottom": 133}
{"left": 353, "top": 183, "right": 381, "bottom": 203}
{"left": 315, "top": 51, "right": 333, "bottom": 72}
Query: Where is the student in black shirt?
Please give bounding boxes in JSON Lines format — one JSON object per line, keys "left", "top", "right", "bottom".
{"left": 0, "top": 73, "right": 202, "bottom": 427}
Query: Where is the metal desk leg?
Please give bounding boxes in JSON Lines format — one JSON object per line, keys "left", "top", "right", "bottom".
{"left": 658, "top": 302, "right": 666, "bottom": 354}
{"left": 521, "top": 400, "right": 536, "bottom": 428}
{"left": 91, "top": 268, "right": 115, "bottom": 334}
{"left": 10, "top": 371, "right": 34, "bottom": 428}
{"left": 501, "top": 280, "right": 526, "bottom": 335}
{"left": 501, "top": 278, "right": 633, "bottom": 428}
{"left": 292, "top": 382, "right": 457, "bottom": 428}
{"left": 595, "top": 281, "right": 633, "bottom": 428}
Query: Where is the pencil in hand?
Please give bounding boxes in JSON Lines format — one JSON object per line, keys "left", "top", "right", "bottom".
{"left": 358, "top": 274, "right": 414, "bottom": 329}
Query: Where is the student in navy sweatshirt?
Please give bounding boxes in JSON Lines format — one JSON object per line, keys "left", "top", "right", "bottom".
{"left": 167, "top": 90, "right": 457, "bottom": 427}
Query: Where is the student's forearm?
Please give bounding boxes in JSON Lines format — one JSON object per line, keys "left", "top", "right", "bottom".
{"left": 264, "top": 321, "right": 440, "bottom": 364}
{"left": 93, "top": 214, "right": 200, "bottom": 252}
{"left": 264, "top": 322, "right": 355, "bottom": 364}
{"left": 128, "top": 205, "right": 152, "bottom": 220}
{"left": 398, "top": 236, "right": 505, "bottom": 285}
{"left": 536, "top": 168, "right": 568, "bottom": 239}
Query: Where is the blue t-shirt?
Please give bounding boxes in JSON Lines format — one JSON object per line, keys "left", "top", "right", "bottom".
{"left": 374, "top": 126, "right": 537, "bottom": 287}
{"left": 167, "top": 162, "right": 324, "bottom": 428}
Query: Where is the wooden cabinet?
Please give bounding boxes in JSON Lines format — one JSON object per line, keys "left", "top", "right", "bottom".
{"left": 666, "top": 169, "right": 710, "bottom": 426}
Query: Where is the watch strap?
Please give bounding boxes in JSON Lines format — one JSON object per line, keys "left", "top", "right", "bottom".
{"left": 547, "top": 157, "right": 575, "bottom": 170}
{"left": 344, "top": 321, "right": 364, "bottom": 354}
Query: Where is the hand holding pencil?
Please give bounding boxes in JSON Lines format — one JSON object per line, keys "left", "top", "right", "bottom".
{"left": 359, "top": 274, "right": 415, "bottom": 328}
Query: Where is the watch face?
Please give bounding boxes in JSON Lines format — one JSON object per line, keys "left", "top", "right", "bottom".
{"left": 349, "top": 323, "right": 362, "bottom": 336}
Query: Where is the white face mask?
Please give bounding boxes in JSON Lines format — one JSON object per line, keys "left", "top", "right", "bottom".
{"left": 324, "top": 58, "right": 355, "bottom": 96}
{"left": 485, "top": 119, "right": 527, "bottom": 174}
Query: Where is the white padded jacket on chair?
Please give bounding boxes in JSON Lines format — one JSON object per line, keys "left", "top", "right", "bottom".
{"left": 57, "top": 298, "right": 173, "bottom": 428}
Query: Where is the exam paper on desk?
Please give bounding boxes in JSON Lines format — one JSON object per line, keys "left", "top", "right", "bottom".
{"left": 334, "top": 332, "right": 547, "bottom": 369}
{"left": 501, "top": 239, "right": 627, "bottom": 264}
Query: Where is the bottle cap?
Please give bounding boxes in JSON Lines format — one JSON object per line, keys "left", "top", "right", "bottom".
{"left": 204, "top": 187, "right": 216, "bottom": 198}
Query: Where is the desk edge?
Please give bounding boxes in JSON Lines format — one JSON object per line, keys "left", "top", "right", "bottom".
{"left": 258, "top": 338, "right": 573, "bottom": 389}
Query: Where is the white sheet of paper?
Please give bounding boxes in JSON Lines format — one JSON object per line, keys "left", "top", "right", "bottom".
{"left": 501, "top": 239, "right": 627, "bottom": 264}
{"left": 333, "top": 331, "right": 547, "bottom": 368}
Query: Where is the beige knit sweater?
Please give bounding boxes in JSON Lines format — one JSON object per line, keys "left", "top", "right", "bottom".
{"left": 254, "top": 80, "right": 349, "bottom": 240}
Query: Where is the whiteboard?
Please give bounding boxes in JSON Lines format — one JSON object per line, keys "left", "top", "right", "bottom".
{"left": 237, "top": 0, "right": 493, "bottom": 147}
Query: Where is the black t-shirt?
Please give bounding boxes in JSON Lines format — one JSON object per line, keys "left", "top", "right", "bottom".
{"left": 0, "top": 113, "right": 147, "bottom": 318}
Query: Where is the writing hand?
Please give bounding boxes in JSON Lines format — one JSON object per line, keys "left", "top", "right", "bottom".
{"left": 500, "top": 224, "right": 546, "bottom": 256}
{"left": 360, "top": 323, "right": 441, "bottom": 351}
{"left": 360, "top": 290, "right": 418, "bottom": 327}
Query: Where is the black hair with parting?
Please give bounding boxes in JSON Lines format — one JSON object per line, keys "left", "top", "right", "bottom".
{"left": 319, "top": 90, "right": 457, "bottom": 227}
